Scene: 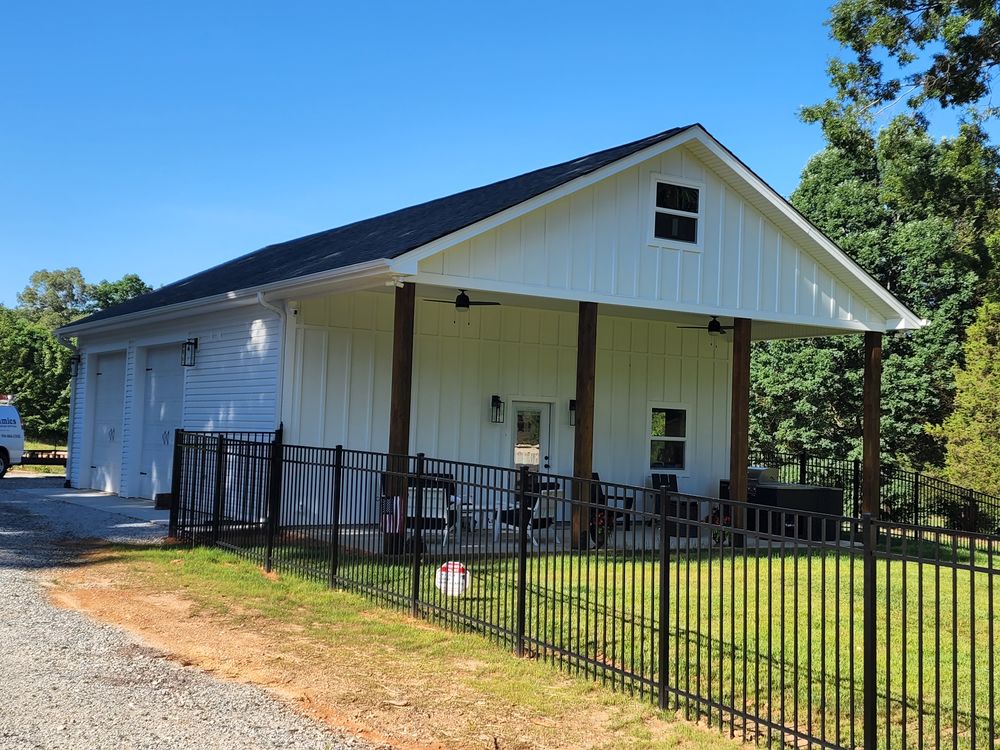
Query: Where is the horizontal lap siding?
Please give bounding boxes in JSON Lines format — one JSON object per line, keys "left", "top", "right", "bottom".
{"left": 417, "top": 145, "right": 887, "bottom": 329}
{"left": 182, "top": 315, "right": 281, "bottom": 432}
{"left": 68, "top": 352, "right": 88, "bottom": 487}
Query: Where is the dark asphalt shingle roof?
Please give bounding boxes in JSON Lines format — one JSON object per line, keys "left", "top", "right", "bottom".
{"left": 72, "top": 125, "right": 693, "bottom": 327}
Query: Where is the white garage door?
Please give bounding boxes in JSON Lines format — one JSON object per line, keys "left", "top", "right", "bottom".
{"left": 137, "top": 345, "right": 184, "bottom": 500}
{"left": 89, "top": 351, "right": 126, "bottom": 493}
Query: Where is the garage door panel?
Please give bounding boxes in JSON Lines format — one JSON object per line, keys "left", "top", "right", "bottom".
{"left": 138, "top": 345, "right": 184, "bottom": 499}
{"left": 89, "top": 352, "right": 126, "bottom": 494}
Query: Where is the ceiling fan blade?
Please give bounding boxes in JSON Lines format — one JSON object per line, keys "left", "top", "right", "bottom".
{"left": 468, "top": 301, "right": 502, "bottom": 306}
{"left": 677, "top": 325, "right": 706, "bottom": 329}
{"left": 424, "top": 299, "right": 457, "bottom": 304}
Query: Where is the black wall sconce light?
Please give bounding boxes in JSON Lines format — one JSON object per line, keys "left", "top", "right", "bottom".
{"left": 490, "top": 394, "right": 505, "bottom": 424}
{"left": 181, "top": 338, "right": 199, "bottom": 367}
{"left": 569, "top": 398, "right": 576, "bottom": 426}
{"left": 69, "top": 354, "right": 81, "bottom": 378}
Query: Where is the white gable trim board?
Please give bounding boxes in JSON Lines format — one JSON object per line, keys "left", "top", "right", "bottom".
{"left": 68, "top": 306, "right": 283, "bottom": 498}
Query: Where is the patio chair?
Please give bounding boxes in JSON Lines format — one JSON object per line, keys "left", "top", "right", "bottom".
{"left": 493, "top": 489, "right": 562, "bottom": 547}
{"left": 407, "top": 486, "right": 455, "bottom": 546}
{"left": 649, "top": 473, "right": 699, "bottom": 538}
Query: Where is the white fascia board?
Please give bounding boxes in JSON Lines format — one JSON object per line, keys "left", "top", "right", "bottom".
{"left": 408, "top": 272, "right": 887, "bottom": 334}
{"left": 58, "top": 259, "right": 392, "bottom": 337}
{"left": 389, "top": 127, "right": 702, "bottom": 272}
{"left": 689, "top": 130, "right": 927, "bottom": 330}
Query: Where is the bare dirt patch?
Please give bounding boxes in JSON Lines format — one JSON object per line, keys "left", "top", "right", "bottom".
{"left": 46, "top": 550, "right": 741, "bottom": 750}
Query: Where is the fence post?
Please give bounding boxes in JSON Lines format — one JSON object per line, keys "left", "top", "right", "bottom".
{"left": 912, "top": 472, "right": 921, "bottom": 525}
{"left": 798, "top": 451, "right": 808, "bottom": 486}
{"left": 852, "top": 458, "right": 861, "bottom": 517}
{"left": 410, "top": 453, "right": 425, "bottom": 618}
{"left": 862, "top": 512, "right": 877, "bottom": 750}
{"left": 168, "top": 428, "right": 183, "bottom": 538}
{"left": 211, "top": 435, "right": 226, "bottom": 545}
{"left": 658, "top": 484, "right": 669, "bottom": 711}
{"left": 328, "top": 445, "right": 344, "bottom": 587}
{"left": 515, "top": 465, "right": 529, "bottom": 657}
{"left": 264, "top": 427, "right": 284, "bottom": 573}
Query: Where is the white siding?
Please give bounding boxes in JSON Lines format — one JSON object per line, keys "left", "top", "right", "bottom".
{"left": 69, "top": 306, "right": 282, "bottom": 495}
{"left": 68, "top": 352, "right": 88, "bottom": 488}
{"left": 118, "top": 343, "right": 138, "bottom": 496}
{"left": 182, "top": 314, "right": 282, "bottom": 432}
{"left": 414, "top": 145, "right": 887, "bottom": 331}
{"left": 288, "top": 290, "right": 731, "bottom": 496}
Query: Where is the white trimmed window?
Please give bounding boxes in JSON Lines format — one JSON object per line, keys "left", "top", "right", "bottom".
{"left": 650, "top": 177, "right": 702, "bottom": 248}
{"left": 650, "top": 406, "right": 687, "bottom": 470}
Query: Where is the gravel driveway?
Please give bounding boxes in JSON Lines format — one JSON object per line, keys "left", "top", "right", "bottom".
{"left": 0, "top": 476, "right": 374, "bottom": 750}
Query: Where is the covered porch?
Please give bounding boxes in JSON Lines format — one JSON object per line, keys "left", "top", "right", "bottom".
{"left": 279, "top": 280, "right": 886, "bottom": 529}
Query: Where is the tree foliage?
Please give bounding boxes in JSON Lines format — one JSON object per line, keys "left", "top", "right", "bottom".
{"left": 751, "top": 116, "right": 998, "bottom": 467}
{"left": 928, "top": 301, "right": 1000, "bottom": 493}
{"left": 16, "top": 268, "right": 153, "bottom": 330}
{"left": 0, "top": 308, "right": 71, "bottom": 443}
{"left": 804, "top": 0, "right": 1000, "bottom": 124}
{"left": 87, "top": 274, "right": 152, "bottom": 311}
{"left": 16, "top": 267, "right": 90, "bottom": 330}
{"left": 2, "top": 269, "right": 152, "bottom": 442}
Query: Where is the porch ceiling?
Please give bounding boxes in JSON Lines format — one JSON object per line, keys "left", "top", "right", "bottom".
{"left": 289, "top": 281, "right": 881, "bottom": 342}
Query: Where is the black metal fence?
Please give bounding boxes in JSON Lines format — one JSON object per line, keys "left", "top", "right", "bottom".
{"left": 171, "top": 431, "right": 1000, "bottom": 750}
{"left": 750, "top": 449, "right": 1000, "bottom": 536}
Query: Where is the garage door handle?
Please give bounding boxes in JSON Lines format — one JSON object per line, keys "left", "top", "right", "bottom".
{"left": 108, "top": 427, "right": 115, "bottom": 442}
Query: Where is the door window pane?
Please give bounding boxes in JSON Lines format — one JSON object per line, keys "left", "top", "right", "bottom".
{"left": 515, "top": 408, "right": 541, "bottom": 469}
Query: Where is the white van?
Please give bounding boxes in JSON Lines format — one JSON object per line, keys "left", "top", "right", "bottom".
{"left": 0, "top": 403, "right": 25, "bottom": 478}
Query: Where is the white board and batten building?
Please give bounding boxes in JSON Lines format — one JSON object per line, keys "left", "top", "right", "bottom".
{"left": 58, "top": 125, "right": 923, "bottom": 503}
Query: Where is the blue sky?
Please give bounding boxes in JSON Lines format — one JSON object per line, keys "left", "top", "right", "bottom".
{"left": 0, "top": 1, "right": 968, "bottom": 307}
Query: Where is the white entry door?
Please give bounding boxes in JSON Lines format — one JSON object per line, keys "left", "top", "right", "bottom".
{"left": 511, "top": 402, "right": 551, "bottom": 473}
{"left": 89, "top": 351, "right": 126, "bottom": 493}
{"left": 137, "top": 345, "right": 184, "bottom": 499}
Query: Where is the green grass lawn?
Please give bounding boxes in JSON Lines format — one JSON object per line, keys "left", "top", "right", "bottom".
{"left": 16, "top": 440, "right": 67, "bottom": 474}
{"left": 69, "top": 542, "right": 743, "bottom": 750}
{"left": 230, "top": 529, "right": 1000, "bottom": 750}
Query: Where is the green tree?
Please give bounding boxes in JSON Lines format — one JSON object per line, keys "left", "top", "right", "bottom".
{"left": 3, "top": 268, "right": 152, "bottom": 443}
{"left": 929, "top": 301, "right": 1000, "bottom": 493}
{"left": 805, "top": 1, "right": 1000, "bottom": 122}
{"left": 86, "top": 274, "right": 152, "bottom": 311}
{"left": 751, "top": 116, "right": 996, "bottom": 468}
{"left": 16, "top": 268, "right": 153, "bottom": 330}
{"left": 0, "top": 308, "right": 70, "bottom": 443}
{"left": 16, "top": 267, "right": 89, "bottom": 329}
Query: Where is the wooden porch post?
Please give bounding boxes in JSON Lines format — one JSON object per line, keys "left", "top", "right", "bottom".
{"left": 572, "top": 302, "right": 598, "bottom": 548}
{"left": 728, "top": 318, "right": 751, "bottom": 511}
{"left": 862, "top": 331, "right": 882, "bottom": 518}
{"left": 388, "top": 283, "right": 415, "bottom": 533}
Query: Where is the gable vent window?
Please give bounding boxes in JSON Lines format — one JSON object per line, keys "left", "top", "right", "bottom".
{"left": 652, "top": 179, "right": 701, "bottom": 246}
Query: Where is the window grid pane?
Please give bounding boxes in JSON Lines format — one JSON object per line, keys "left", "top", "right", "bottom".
{"left": 650, "top": 440, "right": 685, "bottom": 470}
{"left": 654, "top": 212, "right": 697, "bottom": 243}
{"left": 651, "top": 408, "right": 686, "bottom": 438}
{"left": 656, "top": 183, "right": 699, "bottom": 213}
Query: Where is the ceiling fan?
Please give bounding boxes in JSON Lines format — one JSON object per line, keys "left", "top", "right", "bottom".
{"left": 424, "top": 289, "right": 501, "bottom": 314}
{"left": 678, "top": 316, "right": 734, "bottom": 336}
